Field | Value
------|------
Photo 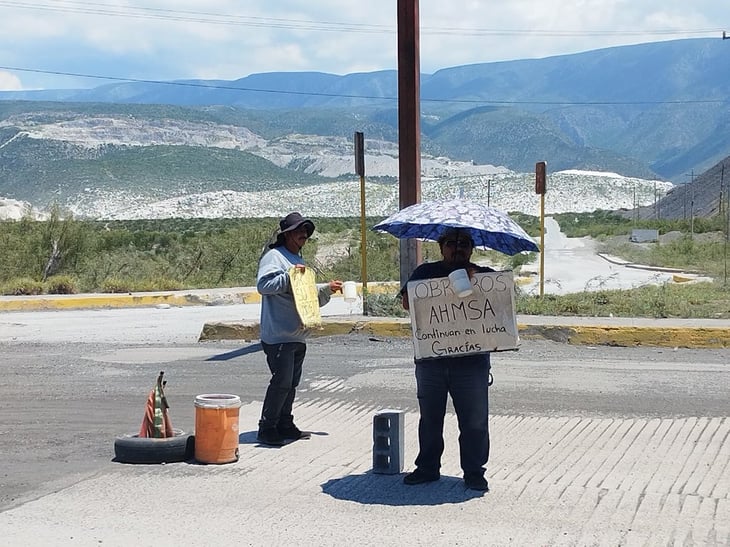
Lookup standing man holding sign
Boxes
[256,212,343,446]
[400,227,493,491]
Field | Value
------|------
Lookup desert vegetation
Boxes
[1,208,729,319]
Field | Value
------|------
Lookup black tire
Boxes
[114,428,194,464]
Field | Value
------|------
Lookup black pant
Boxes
[259,341,306,430]
[414,357,490,476]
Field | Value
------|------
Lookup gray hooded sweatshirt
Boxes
[256,246,332,344]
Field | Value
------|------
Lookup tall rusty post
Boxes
[397,0,422,286]
[535,161,547,298]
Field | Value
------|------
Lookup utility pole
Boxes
[725,162,729,286]
[688,170,695,238]
[720,164,725,217]
[683,171,696,237]
[487,178,492,207]
[633,182,638,225]
[535,161,547,298]
[397,0,421,285]
[354,131,368,313]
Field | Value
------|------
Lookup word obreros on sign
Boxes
[289,266,322,329]
[406,271,519,360]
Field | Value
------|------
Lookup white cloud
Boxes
[0,1,725,89]
[0,71,22,91]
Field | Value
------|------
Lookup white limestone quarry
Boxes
[67,170,673,220]
[12,117,268,150]
[0,197,46,221]
[2,115,674,220]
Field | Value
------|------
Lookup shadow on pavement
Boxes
[321,473,485,505]
[239,430,330,447]
[206,343,262,361]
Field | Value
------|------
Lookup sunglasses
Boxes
[444,240,472,249]
[290,226,310,237]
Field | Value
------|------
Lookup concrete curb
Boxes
[0,290,262,311]
[3,286,728,349]
[198,317,730,349]
[0,282,406,312]
[518,323,730,348]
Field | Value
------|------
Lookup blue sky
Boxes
[0,0,726,90]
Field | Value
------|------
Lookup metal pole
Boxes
[633,182,637,225]
[397,0,422,286]
[354,131,368,313]
[359,173,368,312]
[690,170,695,239]
[720,164,725,217]
[720,163,730,287]
[539,192,545,298]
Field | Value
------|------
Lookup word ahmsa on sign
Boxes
[406,271,519,360]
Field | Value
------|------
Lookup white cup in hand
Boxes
[448,268,473,298]
[343,281,358,302]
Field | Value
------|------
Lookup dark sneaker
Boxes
[257,428,286,446]
[277,424,306,440]
[464,473,489,491]
[403,469,440,485]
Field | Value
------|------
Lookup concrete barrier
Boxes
[199,318,730,349]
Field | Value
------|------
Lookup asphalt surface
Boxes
[0,295,729,546]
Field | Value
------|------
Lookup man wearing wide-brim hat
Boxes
[255,212,343,446]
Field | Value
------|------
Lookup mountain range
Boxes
[1,38,729,220]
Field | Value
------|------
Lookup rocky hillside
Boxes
[85,170,670,220]
[3,38,730,181]
[0,105,674,220]
[635,156,730,221]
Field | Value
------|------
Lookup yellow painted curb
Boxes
[199,322,261,341]
[240,292,262,304]
[199,318,413,342]
[0,293,195,311]
[519,325,730,349]
[200,320,729,348]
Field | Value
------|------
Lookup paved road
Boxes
[0,296,361,344]
[0,306,728,546]
[519,217,710,295]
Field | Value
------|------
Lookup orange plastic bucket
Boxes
[194,394,242,464]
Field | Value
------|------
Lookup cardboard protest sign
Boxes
[289,266,322,329]
[406,270,518,360]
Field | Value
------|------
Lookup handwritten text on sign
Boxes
[406,271,519,360]
[289,266,322,329]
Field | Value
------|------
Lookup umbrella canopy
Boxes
[372,199,539,256]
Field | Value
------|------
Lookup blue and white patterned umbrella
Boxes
[372,199,539,255]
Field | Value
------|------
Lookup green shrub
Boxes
[508,251,535,272]
[45,275,77,294]
[2,277,44,295]
[136,277,184,292]
[102,277,133,293]
[365,292,408,317]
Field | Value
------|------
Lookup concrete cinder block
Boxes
[372,409,404,474]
